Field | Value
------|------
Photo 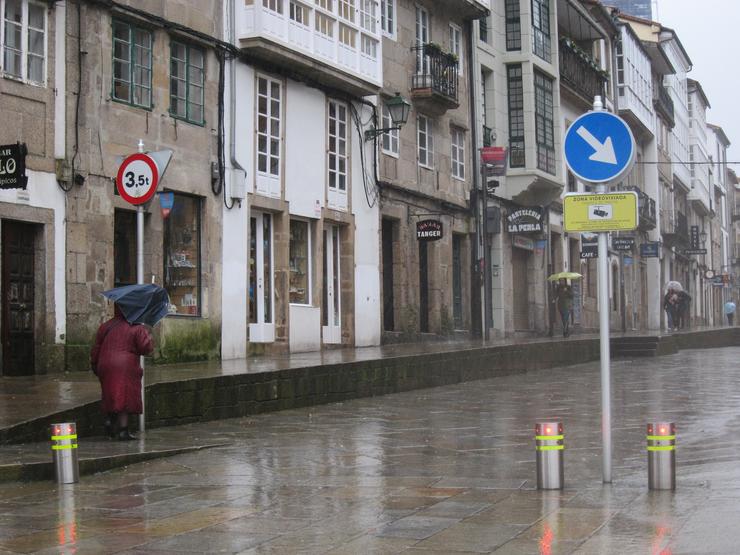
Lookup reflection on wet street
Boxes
[0,347,739,554]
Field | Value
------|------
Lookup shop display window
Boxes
[164,194,201,316]
[289,219,311,304]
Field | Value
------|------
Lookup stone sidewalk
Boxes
[0,347,738,553]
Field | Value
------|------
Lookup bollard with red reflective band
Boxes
[51,422,79,484]
[535,422,564,490]
[647,422,675,491]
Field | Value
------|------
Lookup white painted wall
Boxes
[221,61,254,360]
[289,304,321,351]
[0,171,66,342]
[351,101,381,347]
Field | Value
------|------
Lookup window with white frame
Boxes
[290,1,309,25]
[112,20,152,108]
[315,12,334,37]
[451,127,465,180]
[257,76,281,177]
[339,23,356,47]
[361,34,377,59]
[328,100,348,192]
[415,6,429,74]
[263,0,284,14]
[359,0,376,33]
[417,114,434,169]
[1,0,46,84]
[338,0,355,22]
[315,0,333,9]
[381,102,399,156]
[449,23,462,74]
[380,0,394,37]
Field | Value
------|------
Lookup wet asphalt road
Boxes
[1,347,739,554]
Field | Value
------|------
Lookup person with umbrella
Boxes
[549,272,580,337]
[663,282,681,332]
[90,284,169,440]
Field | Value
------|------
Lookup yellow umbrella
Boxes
[547,271,583,281]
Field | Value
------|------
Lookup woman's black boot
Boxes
[117,428,137,441]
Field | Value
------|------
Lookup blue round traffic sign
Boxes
[564,111,635,184]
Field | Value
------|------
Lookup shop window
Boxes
[1,0,46,84]
[170,41,205,125]
[112,19,152,108]
[289,219,311,305]
[113,210,136,287]
[163,194,201,316]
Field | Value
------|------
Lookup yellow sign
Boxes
[563,192,638,232]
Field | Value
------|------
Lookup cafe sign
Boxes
[0,143,28,190]
[507,207,543,234]
[416,219,443,241]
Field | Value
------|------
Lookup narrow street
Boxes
[1,347,738,554]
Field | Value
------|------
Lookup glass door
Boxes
[249,212,275,343]
[322,225,342,344]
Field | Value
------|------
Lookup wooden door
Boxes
[2,221,35,376]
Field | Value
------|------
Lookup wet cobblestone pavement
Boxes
[0,347,739,554]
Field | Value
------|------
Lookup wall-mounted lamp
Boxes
[365,93,411,141]
[699,230,708,245]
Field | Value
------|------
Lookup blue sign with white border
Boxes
[564,111,636,184]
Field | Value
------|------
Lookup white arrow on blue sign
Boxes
[564,111,636,184]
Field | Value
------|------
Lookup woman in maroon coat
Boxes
[90,304,153,440]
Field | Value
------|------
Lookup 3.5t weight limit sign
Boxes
[116,153,159,205]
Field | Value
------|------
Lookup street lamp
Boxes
[364,93,411,141]
[699,230,708,245]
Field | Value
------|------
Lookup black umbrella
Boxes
[102,284,170,326]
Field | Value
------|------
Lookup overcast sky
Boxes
[657,0,740,166]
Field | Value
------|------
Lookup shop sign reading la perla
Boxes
[507,207,543,234]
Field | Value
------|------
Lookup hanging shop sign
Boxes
[612,237,635,251]
[0,143,28,190]
[690,225,700,249]
[481,146,508,177]
[624,256,633,267]
[512,235,535,251]
[684,247,707,256]
[640,242,660,258]
[416,219,443,241]
[159,191,174,219]
[580,232,598,259]
[507,207,543,234]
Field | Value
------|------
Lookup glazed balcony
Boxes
[237,0,382,96]
[628,187,656,231]
[558,38,606,104]
[410,44,459,116]
[661,209,689,246]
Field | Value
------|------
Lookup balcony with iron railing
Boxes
[237,0,382,96]
[628,186,656,230]
[558,37,606,104]
[661,209,689,246]
[654,85,675,128]
[410,44,459,116]
[483,125,493,147]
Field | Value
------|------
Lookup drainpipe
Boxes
[229,0,247,187]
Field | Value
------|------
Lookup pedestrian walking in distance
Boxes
[676,290,691,330]
[725,299,736,326]
[663,288,678,331]
[90,304,153,440]
[553,278,574,337]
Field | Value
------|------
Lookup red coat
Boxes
[90,314,153,414]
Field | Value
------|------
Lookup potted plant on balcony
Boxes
[423,42,444,57]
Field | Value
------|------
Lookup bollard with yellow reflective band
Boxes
[51,422,79,484]
[535,421,564,490]
[647,422,675,491]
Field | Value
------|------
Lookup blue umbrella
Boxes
[102,284,170,326]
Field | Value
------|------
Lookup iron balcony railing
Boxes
[628,186,656,230]
[660,209,689,245]
[483,125,493,147]
[654,85,675,127]
[558,37,606,102]
[411,44,459,103]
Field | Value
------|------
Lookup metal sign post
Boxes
[136,139,146,433]
[563,97,637,483]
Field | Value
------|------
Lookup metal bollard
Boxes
[647,422,675,490]
[51,422,79,484]
[535,421,564,490]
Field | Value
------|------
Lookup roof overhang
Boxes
[506,173,564,207]
[558,0,607,41]
[642,41,675,75]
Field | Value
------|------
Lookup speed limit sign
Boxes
[116,153,159,205]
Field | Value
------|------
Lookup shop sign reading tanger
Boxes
[507,208,543,234]
[0,143,28,190]
[416,219,443,241]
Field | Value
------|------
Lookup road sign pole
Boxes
[137,139,146,434]
[591,97,612,483]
